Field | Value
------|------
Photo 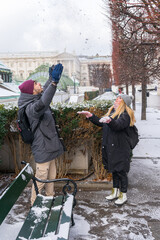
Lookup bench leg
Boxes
[71,213,75,226]
[71,197,77,226]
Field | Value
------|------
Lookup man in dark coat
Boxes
[18,63,65,205]
[78,94,135,205]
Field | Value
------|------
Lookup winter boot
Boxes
[105,188,120,201]
[114,192,127,205]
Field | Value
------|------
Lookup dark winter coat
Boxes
[18,78,64,163]
[89,110,131,173]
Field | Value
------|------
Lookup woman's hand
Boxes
[77,111,93,118]
[99,116,111,123]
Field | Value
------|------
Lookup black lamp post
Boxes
[72,73,76,94]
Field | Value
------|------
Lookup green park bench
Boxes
[0,162,77,240]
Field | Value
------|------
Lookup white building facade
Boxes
[0,51,112,87]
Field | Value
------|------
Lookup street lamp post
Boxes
[72,73,76,94]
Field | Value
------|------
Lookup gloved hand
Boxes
[50,63,63,83]
[49,65,54,78]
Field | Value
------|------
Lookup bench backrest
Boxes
[0,163,34,225]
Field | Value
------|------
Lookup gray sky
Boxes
[0,0,112,56]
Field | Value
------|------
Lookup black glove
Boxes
[50,63,63,83]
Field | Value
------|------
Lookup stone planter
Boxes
[65,141,92,175]
[0,139,92,175]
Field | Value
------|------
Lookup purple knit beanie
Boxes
[19,80,34,94]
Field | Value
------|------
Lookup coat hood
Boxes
[18,93,41,109]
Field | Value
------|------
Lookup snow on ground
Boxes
[133,104,160,158]
[94,91,116,101]
[69,158,160,239]
[0,87,19,97]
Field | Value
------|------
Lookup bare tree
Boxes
[118,0,160,39]
[104,0,160,119]
[88,64,112,94]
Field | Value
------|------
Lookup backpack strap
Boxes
[49,107,66,151]
[24,105,43,135]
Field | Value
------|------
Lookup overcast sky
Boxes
[0,0,112,56]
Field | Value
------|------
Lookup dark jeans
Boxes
[112,171,128,193]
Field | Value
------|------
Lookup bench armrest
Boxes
[32,176,77,197]
[21,161,77,198]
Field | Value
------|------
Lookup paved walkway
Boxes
[70,158,160,240]
[133,103,160,159]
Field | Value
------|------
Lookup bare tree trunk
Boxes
[132,83,136,110]
[141,80,147,120]
[126,83,129,94]
[99,87,103,95]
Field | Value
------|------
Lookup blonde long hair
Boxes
[105,100,136,126]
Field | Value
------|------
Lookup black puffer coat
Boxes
[89,110,131,173]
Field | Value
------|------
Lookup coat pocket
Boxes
[44,132,60,152]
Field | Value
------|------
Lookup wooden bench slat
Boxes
[16,195,53,240]
[30,196,54,239]
[57,194,74,240]
[0,164,33,225]
[45,195,64,236]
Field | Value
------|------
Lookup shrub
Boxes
[0,100,113,179]
[0,104,17,148]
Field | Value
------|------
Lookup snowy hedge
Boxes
[0,100,113,179]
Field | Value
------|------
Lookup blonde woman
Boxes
[78,94,135,205]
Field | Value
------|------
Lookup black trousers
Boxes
[112,171,128,193]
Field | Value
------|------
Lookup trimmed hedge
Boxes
[0,100,113,179]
